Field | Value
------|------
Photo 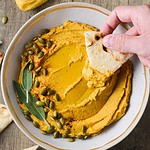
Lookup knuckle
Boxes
[112,34,127,52]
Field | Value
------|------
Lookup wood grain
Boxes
[0,0,150,149]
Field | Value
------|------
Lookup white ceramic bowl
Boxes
[1,2,149,150]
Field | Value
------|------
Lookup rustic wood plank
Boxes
[0,0,150,150]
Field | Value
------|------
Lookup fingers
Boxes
[125,26,139,36]
[138,55,150,68]
[101,6,136,35]
[102,34,142,54]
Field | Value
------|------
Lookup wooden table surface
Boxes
[0,0,150,150]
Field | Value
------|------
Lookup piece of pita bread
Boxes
[0,104,12,133]
[15,0,47,11]
[23,145,39,150]
[84,31,133,75]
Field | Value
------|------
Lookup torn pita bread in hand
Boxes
[84,31,133,75]
[0,104,12,133]
[23,145,39,150]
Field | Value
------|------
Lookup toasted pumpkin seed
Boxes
[67,138,74,142]
[53,131,61,138]
[35,101,45,107]
[45,99,50,106]
[24,115,32,121]
[46,40,52,48]
[34,80,40,88]
[29,63,34,71]
[41,68,47,75]
[25,42,33,49]
[40,88,47,96]
[28,50,34,55]
[38,37,45,44]
[40,130,47,135]
[40,29,49,35]
[33,121,40,128]
[50,116,55,121]
[83,135,88,139]
[65,128,70,134]
[60,117,65,125]
[38,51,44,58]
[62,133,68,138]
[55,94,61,101]
[57,122,63,129]
[53,110,57,118]
[44,108,49,113]
[57,113,62,119]
[22,109,30,116]
[76,135,83,139]
[82,125,86,133]
[47,89,56,96]
[46,125,54,134]
[2,16,8,24]
[49,101,55,109]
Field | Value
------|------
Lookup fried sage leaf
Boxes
[22,62,32,103]
[13,81,46,121]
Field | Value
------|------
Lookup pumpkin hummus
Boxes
[19,21,132,138]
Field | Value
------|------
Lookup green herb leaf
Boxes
[22,62,32,103]
[13,80,45,121]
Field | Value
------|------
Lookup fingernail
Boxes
[103,35,113,48]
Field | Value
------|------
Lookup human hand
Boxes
[101,5,150,68]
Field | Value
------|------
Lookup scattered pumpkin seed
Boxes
[67,138,74,142]
[22,109,30,116]
[55,94,61,101]
[53,110,58,118]
[34,80,40,88]
[82,125,86,133]
[46,125,54,134]
[83,135,88,139]
[28,50,34,55]
[29,63,34,71]
[24,115,32,121]
[44,108,49,113]
[33,43,40,54]
[41,68,47,75]
[50,116,55,121]
[40,29,49,35]
[2,16,8,24]
[65,128,70,134]
[35,101,45,107]
[38,51,44,58]
[76,135,83,139]
[57,122,63,129]
[25,42,33,49]
[47,89,56,96]
[49,101,55,109]
[38,37,45,44]
[40,130,48,135]
[60,117,65,125]
[57,113,62,119]
[62,133,68,138]
[40,88,47,96]
[53,131,61,138]
[33,121,40,128]
[46,40,52,48]
[45,99,50,106]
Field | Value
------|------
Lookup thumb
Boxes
[103,34,141,54]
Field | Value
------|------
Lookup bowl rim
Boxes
[1,2,150,150]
